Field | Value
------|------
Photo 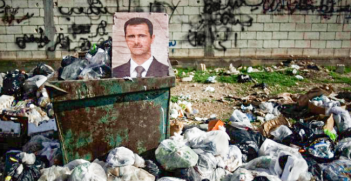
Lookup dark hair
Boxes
[124,17,153,37]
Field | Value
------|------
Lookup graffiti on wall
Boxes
[15,28,51,49]
[0,1,34,25]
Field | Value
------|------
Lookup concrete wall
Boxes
[0,0,350,60]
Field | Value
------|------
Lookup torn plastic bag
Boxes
[61,56,80,67]
[22,135,52,153]
[223,145,242,172]
[327,106,351,133]
[106,165,155,181]
[106,147,135,167]
[306,135,335,162]
[319,157,351,181]
[31,63,55,79]
[133,153,145,168]
[23,75,47,98]
[60,59,89,80]
[168,167,201,181]
[155,139,198,171]
[38,166,71,181]
[223,168,281,181]
[0,95,15,111]
[38,141,61,166]
[196,153,229,181]
[336,137,351,159]
[183,127,206,143]
[157,177,186,181]
[79,49,109,80]
[6,152,45,181]
[69,162,107,181]
[26,105,50,126]
[64,159,89,171]
[259,139,300,157]
[270,125,292,142]
[225,124,266,162]
[260,115,291,138]
[229,109,253,129]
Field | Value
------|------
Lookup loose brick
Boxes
[263,40,279,48]
[320,32,335,40]
[312,24,327,31]
[257,32,272,39]
[334,49,350,57]
[188,49,204,56]
[6,26,22,34]
[30,17,44,25]
[272,48,288,56]
[224,49,240,56]
[257,15,272,23]
[0,35,14,43]
[304,32,319,40]
[295,40,311,48]
[273,32,288,39]
[280,23,296,31]
[264,23,280,31]
[240,32,256,39]
[273,15,289,23]
[328,24,343,31]
[240,49,256,56]
[248,40,263,48]
[184,7,199,15]
[17,51,33,59]
[289,15,304,23]
[247,23,264,31]
[279,40,295,47]
[311,40,326,48]
[288,32,303,39]
[303,49,318,56]
[326,41,342,48]
[288,49,303,56]
[296,23,311,31]
[336,32,351,40]
[256,49,272,56]
[342,40,351,48]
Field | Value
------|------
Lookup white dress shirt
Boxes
[130,56,153,78]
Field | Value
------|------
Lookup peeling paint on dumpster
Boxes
[49,77,175,164]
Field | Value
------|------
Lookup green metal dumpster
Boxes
[48,76,175,164]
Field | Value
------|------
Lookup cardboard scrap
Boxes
[260,114,292,137]
[323,114,334,132]
[297,85,334,107]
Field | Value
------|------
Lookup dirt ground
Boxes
[171,66,351,121]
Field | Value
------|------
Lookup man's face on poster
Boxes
[125,23,155,58]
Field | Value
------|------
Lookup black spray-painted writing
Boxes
[89,20,108,38]
[1,4,34,25]
[16,28,51,49]
[58,0,113,16]
[70,23,92,38]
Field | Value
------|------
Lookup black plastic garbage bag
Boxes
[144,160,161,179]
[31,63,54,78]
[303,135,336,163]
[61,56,80,68]
[284,121,325,146]
[225,124,266,162]
[6,153,45,181]
[2,70,27,98]
[237,74,252,83]
[173,167,202,181]
[59,59,89,80]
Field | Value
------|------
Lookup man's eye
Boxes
[127,35,135,38]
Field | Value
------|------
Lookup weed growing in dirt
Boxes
[171,96,180,103]
[328,72,351,85]
[249,71,302,87]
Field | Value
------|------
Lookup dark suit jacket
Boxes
[112,57,169,78]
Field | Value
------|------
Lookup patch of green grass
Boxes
[171,96,180,103]
[325,66,351,74]
[329,72,351,85]
[176,67,195,78]
[249,71,302,87]
[341,87,351,92]
[201,98,209,102]
[217,75,238,83]
[193,71,217,83]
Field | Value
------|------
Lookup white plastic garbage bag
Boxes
[106,147,135,167]
[270,125,293,142]
[64,159,89,171]
[259,139,300,157]
[157,177,186,181]
[336,137,351,159]
[196,153,229,181]
[69,162,107,181]
[188,130,230,157]
[327,107,351,132]
[222,145,242,172]
[229,109,253,129]
[155,139,198,171]
[223,168,281,181]
[133,153,145,168]
[107,165,155,181]
[38,166,71,181]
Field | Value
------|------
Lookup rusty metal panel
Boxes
[49,77,175,164]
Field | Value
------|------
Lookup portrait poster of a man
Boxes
[112,13,170,78]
